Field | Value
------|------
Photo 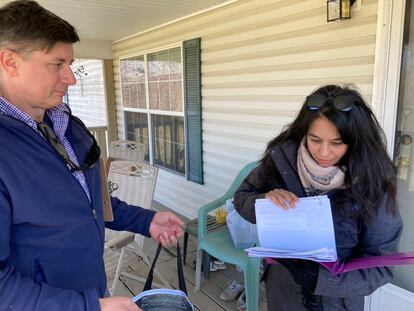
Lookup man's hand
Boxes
[149,211,184,247]
[99,296,141,311]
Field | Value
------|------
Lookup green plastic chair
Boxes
[194,161,261,311]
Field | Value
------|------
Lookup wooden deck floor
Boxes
[104,230,267,311]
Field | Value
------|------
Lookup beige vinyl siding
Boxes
[112,0,379,218]
[68,59,108,128]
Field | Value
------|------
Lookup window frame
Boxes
[119,43,187,177]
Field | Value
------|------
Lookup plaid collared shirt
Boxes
[0,97,91,202]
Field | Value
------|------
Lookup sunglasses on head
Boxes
[37,115,100,171]
[305,93,355,112]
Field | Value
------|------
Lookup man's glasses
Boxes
[305,93,355,112]
[37,115,100,171]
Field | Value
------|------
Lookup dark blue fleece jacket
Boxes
[0,114,155,310]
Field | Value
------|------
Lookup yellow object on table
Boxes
[215,207,227,224]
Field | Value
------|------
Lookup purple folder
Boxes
[265,252,414,276]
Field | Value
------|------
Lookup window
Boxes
[120,56,146,109]
[120,39,202,183]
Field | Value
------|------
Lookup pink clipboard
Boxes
[265,252,414,276]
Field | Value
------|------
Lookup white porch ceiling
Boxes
[0,0,231,42]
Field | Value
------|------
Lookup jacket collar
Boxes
[269,139,307,197]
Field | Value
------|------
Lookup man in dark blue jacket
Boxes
[0,1,184,310]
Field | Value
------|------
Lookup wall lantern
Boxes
[327,0,357,22]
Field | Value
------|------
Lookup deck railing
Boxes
[88,126,109,161]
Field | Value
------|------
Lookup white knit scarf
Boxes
[297,138,346,196]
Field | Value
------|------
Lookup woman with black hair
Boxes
[234,85,403,311]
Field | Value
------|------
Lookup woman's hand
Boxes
[265,188,299,210]
[99,296,142,311]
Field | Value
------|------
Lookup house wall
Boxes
[112,0,379,218]
[68,59,108,128]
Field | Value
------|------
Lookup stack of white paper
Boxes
[246,195,337,262]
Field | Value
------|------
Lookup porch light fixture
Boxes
[327,0,356,22]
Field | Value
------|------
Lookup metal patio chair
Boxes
[105,140,146,175]
[105,160,168,294]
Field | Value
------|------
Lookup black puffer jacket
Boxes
[234,140,403,311]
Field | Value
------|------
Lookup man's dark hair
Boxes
[0,0,79,53]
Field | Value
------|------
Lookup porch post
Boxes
[103,59,118,144]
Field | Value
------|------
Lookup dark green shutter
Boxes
[183,38,203,184]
